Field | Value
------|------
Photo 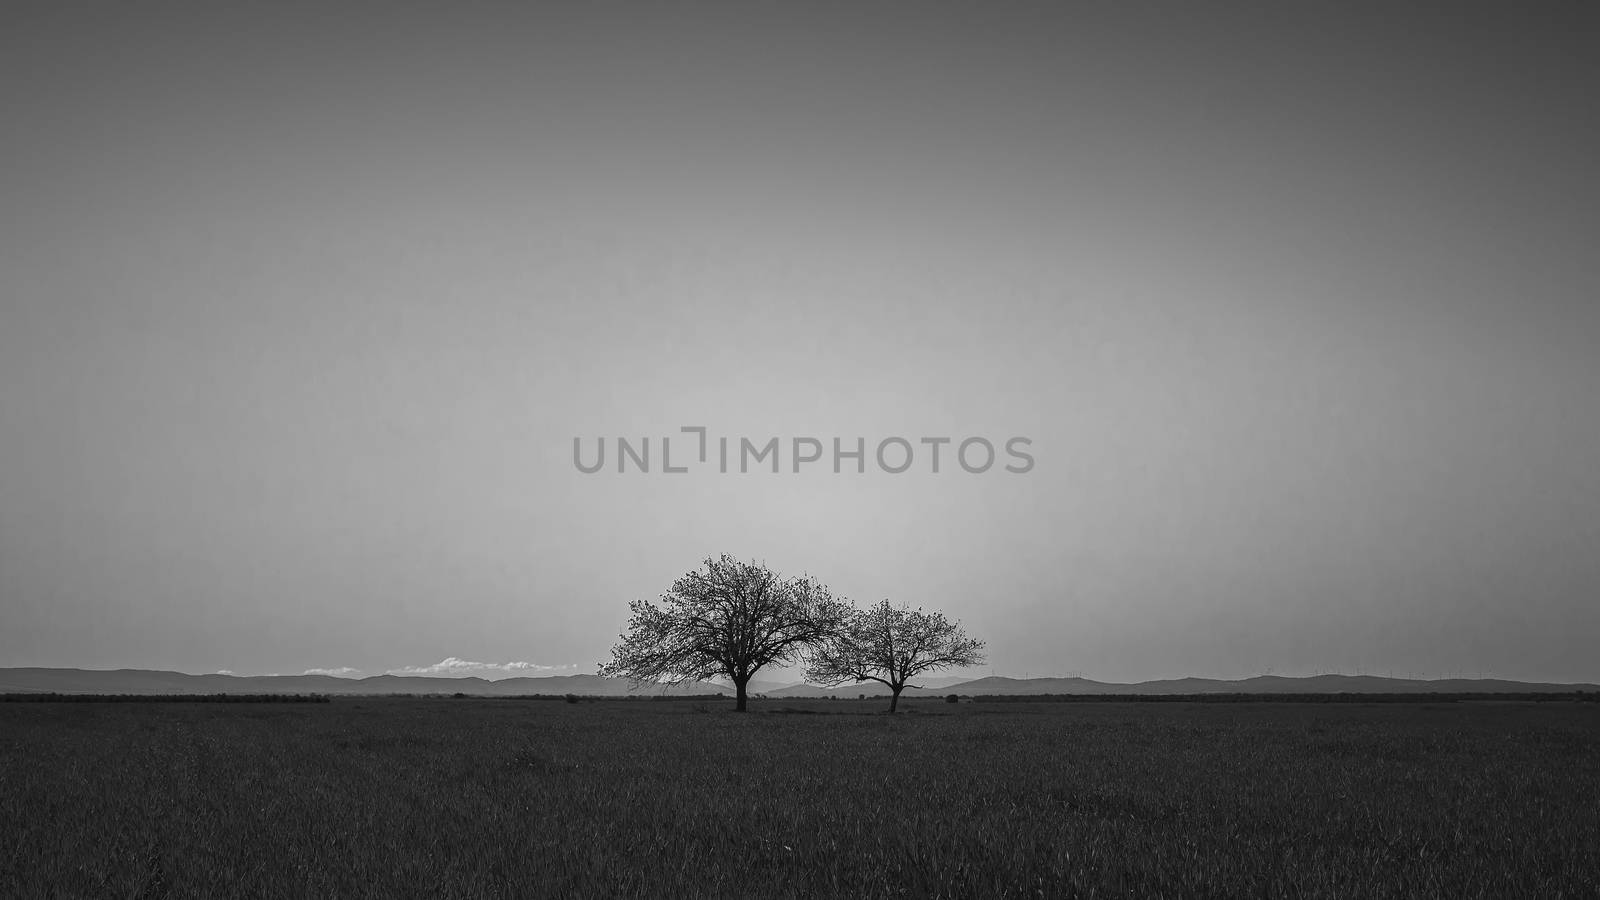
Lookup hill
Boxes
[3,668,1593,697]
[945,674,1598,695]
[768,675,976,698]
[0,668,730,697]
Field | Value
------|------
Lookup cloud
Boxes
[302,667,364,678]
[384,658,583,679]
[215,670,236,676]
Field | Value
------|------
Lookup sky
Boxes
[2,2,1597,684]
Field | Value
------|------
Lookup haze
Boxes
[2,3,1596,684]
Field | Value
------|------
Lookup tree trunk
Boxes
[888,685,902,714]
[734,676,749,712]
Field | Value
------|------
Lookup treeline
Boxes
[1,693,332,703]
[967,692,1599,703]
[443,693,733,701]
[0,692,743,703]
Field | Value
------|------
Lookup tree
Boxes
[597,555,849,712]
[806,599,985,713]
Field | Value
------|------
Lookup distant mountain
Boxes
[937,676,1108,696]
[768,683,889,698]
[944,674,1599,695]
[0,668,732,697]
[2,668,1593,697]
[707,678,792,695]
[768,675,975,698]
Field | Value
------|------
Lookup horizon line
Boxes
[4,665,1596,687]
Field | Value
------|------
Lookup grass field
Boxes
[2,697,1597,898]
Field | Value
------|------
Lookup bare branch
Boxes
[804,598,986,712]
[598,555,852,711]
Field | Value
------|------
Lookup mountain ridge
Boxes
[2,667,1594,696]
[0,668,728,696]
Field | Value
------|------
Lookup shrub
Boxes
[946,694,960,704]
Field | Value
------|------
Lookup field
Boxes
[3,698,1597,898]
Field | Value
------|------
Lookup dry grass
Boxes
[2,698,1597,898]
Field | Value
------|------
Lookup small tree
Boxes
[807,599,985,713]
[598,555,849,712]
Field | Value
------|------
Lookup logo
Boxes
[574,426,1034,474]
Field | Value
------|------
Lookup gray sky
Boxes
[2,2,1597,683]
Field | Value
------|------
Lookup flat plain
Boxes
[2,697,1597,898]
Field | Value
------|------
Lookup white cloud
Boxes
[384,657,583,679]
[215,670,236,676]
[303,667,364,678]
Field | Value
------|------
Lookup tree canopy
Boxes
[806,599,985,712]
[597,555,850,711]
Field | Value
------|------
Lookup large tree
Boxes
[806,599,985,713]
[598,555,850,711]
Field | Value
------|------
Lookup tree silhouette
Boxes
[598,555,849,712]
[807,599,985,713]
